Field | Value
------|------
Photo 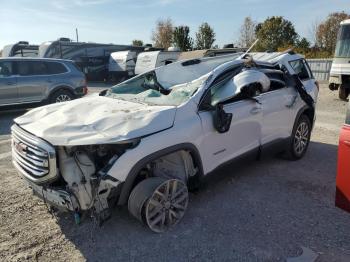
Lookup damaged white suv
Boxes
[12,52,318,232]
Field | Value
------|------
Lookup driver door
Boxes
[198,78,262,174]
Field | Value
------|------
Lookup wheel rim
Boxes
[294,121,309,155]
[56,94,71,103]
[145,179,188,233]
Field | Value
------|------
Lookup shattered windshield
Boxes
[106,55,237,106]
[106,73,209,106]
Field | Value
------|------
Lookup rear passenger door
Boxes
[259,78,297,145]
[0,61,18,105]
[16,61,50,103]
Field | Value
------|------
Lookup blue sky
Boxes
[0,0,349,49]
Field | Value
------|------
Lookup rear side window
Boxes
[0,61,13,77]
[45,62,67,74]
[289,59,311,80]
[17,61,48,76]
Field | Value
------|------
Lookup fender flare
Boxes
[117,143,204,205]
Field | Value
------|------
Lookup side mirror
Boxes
[213,103,232,133]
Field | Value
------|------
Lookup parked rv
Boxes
[108,51,137,82]
[39,38,144,81]
[135,50,180,75]
[329,19,350,100]
[2,41,39,57]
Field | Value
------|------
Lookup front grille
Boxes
[11,125,58,184]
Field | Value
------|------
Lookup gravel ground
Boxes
[0,84,349,262]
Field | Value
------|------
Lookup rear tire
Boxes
[128,177,189,233]
[50,89,75,104]
[285,114,311,160]
[339,85,349,101]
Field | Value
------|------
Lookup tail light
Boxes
[82,77,88,95]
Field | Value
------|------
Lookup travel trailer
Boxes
[108,51,137,82]
[329,19,350,100]
[135,50,180,75]
[2,41,38,57]
[39,38,144,81]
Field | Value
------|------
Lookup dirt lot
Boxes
[0,84,350,262]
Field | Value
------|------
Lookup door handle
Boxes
[250,107,261,114]
[343,140,350,147]
[7,82,15,85]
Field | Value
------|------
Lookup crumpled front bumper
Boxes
[25,179,75,211]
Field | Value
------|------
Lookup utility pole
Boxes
[76,28,79,42]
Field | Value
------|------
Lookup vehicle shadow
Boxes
[54,141,348,261]
[0,109,28,135]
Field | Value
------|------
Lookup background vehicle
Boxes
[329,19,350,100]
[2,41,39,57]
[135,50,180,75]
[336,102,350,212]
[108,51,137,82]
[39,38,144,81]
[11,52,318,232]
[0,57,87,106]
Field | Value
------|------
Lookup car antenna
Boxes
[238,38,259,59]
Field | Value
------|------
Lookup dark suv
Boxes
[0,57,87,106]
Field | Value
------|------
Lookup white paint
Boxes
[14,96,177,146]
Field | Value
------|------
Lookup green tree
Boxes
[132,39,143,46]
[195,22,216,49]
[173,26,193,51]
[255,16,299,51]
[151,18,174,49]
[296,37,311,50]
[316,11,350,53]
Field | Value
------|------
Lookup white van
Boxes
[108,51,137,82]
[135,51,180,75]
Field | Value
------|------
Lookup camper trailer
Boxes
[108,51,137,82]
[329,19,350,100]
[2,41,38,57]
[39,38,144,81]
[135,50,180,75]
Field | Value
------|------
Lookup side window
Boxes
[0,61,13,77]
[269,79,286,91]
[46,62,67,74]
[289,59,310,80]
[17,61,48,76]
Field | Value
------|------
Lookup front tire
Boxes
[50,89,75,104]
[128,177,189,233]
[286,115,311,160]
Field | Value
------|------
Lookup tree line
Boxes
[132,19,216,51]
[132,11,350,58]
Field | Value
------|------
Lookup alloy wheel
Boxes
[55,94,71,103]
[145,179,188,233]
[294,121,309,155]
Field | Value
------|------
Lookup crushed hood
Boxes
[14,96,177,146]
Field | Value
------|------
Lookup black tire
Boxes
[339,85,349,101]
[128,177,189,233]
[50,89,75,104]
[285,114,312,160]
